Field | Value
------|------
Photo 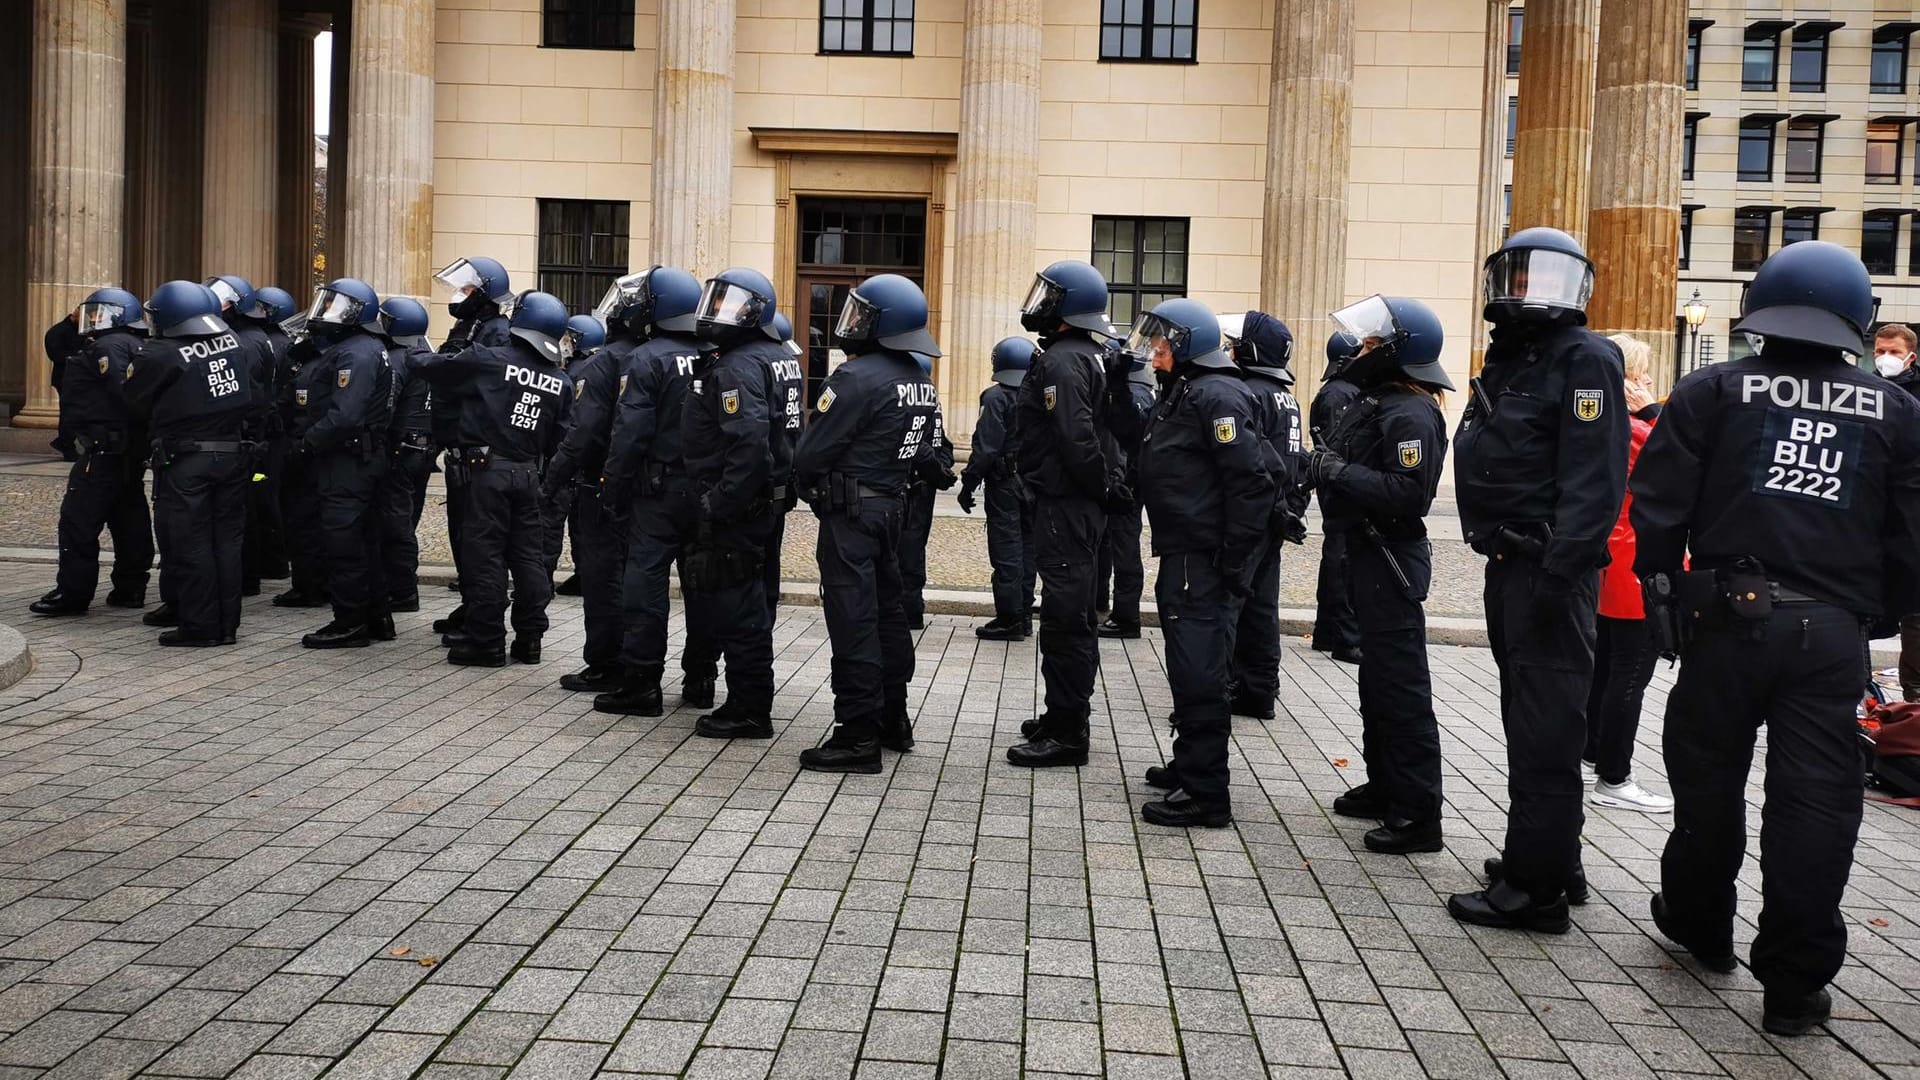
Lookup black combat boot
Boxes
[1144,764,1176,789]
[369,611,397,642]
[681,674,716,709]
[879,696,914,753]
[271,589,325,608]
[157,629,225,647]
[1007,711,1089,768]
[1141,789,1232,828]
[695,700,772,739]
[554,573,581,596]
[1762,988,1831,1036]
[1484,857,1590,905]
[1228,690,1275,720]
[1649,893,1736,973]
[303,618,371,649]
[1363,818,1443,854]
[594,673,664,716]
[1332,783,1387,820]
[1096,617,1140,639]
[1446,880,1572,934]
[975,616,1028,641]
[103,589,145,608]
[29,591,86,616]
[143,603,179,626]
[448,642,506,667]
[431,605,466,633]
[560,665,623,693]
[510,637,541,664]
[800,717,883,773]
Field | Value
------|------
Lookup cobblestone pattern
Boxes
[0,561,1910,1078]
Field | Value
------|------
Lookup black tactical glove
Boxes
[1282,513,1309,546]
[934,467,958,491]
[957,477,978,514]
[1104,481,1135,513]
[1306,447,1347,490]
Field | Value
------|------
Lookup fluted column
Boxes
[201,0,278,283]
[340,0,434,297]
[1261,0,1353,400]
[1468,0,1510,376]
[651,0,735,276]
[276,21,318,294]
[21,0,127,429]
[1510,0,1598,241]
[945,0,1042,446]
[0,19,32,407]
[1588,0,1684,391]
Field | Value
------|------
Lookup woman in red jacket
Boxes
[1584,336,1674,813]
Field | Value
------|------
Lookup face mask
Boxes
[450,292,491,320]
[1876,354,1908,378]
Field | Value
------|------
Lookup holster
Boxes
[1473,521,1551,562]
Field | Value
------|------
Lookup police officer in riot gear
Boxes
[764,311,807,624]
[206,275,283,595]
[1312,333,1364,663]
[295,278,394,649]
[274,314,334,611]
[1634,242,1920,1034]
[376,297,435,613]
[592,267,709,716]
[1130,299,1276,826]
[1223,311,1307,719]
[431,256,514,635]
[1095,353,1155,640]
[898,352,956,629]
[124,281,255,646]
[1006,260,1120,768]
[247,286,298,586]
[960,337,1037,640]
[1449,227,1630,932]
[544,314,631,692]
[415,291,570,666]
[34,288,153,615]
[541,315,606,585]
[794,274,944,772]
[679,268,786,737]
[1306,296,1451,853]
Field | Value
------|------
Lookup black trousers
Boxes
[1098,500,1145,623]
[445,452,469,590]
[1157,551,1245,807]
[817,498,912,732]
[1035,493,1104,731]
[899,483,935,624]
[569,488,624,668]
[461,464,550,650]
[153,451,246,640]
[1661,603,1865,998]
[242,437,287,583]
[1313,524,1361,652]
[1230,534,1284,702]
[378,447,435,604]
[55,449,152,605]
[1586,615,1658,785]
[1485,556,1599,897]
[282,451,329,599]
[541,484,574,580]
[684,513,775,715]
[618,491,717,682]
[984,476,1035,621]
[314,449,386,622]
[1350,534,1442,824]
[763,508,788,625]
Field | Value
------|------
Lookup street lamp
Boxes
[1683,289,1709,370]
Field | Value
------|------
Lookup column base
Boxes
[12,406,59,430]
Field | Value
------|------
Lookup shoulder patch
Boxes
[1213,416,1237,444]
[617,373,629,397]
[295,388,308,406]
[721,388,740,415]
[1398,439,1422,468]
[98,356,109,376]
[817,387,836,413]
[1043,385,1058,411]
[337,368,352,389]
[1573,388,1602,422]
[573,379,586,400]
[123,361,133,380]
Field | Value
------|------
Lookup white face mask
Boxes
[1876,354,1910,378]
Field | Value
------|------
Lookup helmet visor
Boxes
[1330,295,1399,348]
[1123,311,1186,365]
[1484,249,1594,312]
[434,258,486,298]
[559,328,584,361]
[306,287,367,327]
[280,312,310,340]
[1020,275,1064,319]
[834,291,881,344]
[205,278,245,310]
[697,281,762,329]
[75,301,130,335]
[594,271,650,322]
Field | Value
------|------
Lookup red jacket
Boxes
[1600,413,1655,619]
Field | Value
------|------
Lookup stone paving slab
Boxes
[0,559,1911,1077]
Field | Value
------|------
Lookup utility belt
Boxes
[74,432,127,456]
[394,431,433,452]
[641,462,690,496]
[152,437,248,467]
[1473,521,1552,562]
[804,474,901,514]
[460,446,536,469]
[1647,557,1833,659]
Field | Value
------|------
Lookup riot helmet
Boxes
[204,275,255,315]
[989,336,1035,387]
[246,286,297,323]
[435,256,511,319]
[376,296,430,348]
[1125,297,1230,372]
[695,268,781,346]
[1020,260,1111,335]
[1733,240,1878,358]
[1223,310,1295,386]
[562,314,607,360]
[1328,294,1454,391]
[1325,330,1357,378]
[508,290,569,361]
[76,288,147,335]
[593,265,703,338]
[305,278,380,332]
[1482,227,1595,326]
[772,312,803,357]
[835,273,941,357]
[144,280,230,339]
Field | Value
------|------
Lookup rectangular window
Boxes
[1781,211,1819,246]
[1784,121,1823,182]
[536,199,630,316]
[1789,35,1827,92]
[799,199,927,270]
[542,0,635,50]
[1733,210,1770,271]
[1502,185,1512,240]
[1506,8,1523,76]
[820,0,915,56]
[1867,122,1904,184]
[1737,122,1774,182]
[1687,23,1705,90]
[1099,0,1196,63]
[1872,38,1909,94]
[1743,37,1778,90]
[1864,215,1899,275]
[1506,96,1517,156]
[1683,115,1700,181]
[1091,216,1188,329]
[1679,207,1695,270]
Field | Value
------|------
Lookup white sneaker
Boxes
[1581,759,1596,781]
[1591,777,1674,814]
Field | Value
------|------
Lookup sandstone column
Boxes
[276,20,319,294]
[1261,0,1354,400]
[21,0,128,429]
[1587,0,1684,391]
[652,0,735,276]
[1467,0,1511,375]
[945,0,1042,445]
[339,0,434,297]
[0,19,32,406]
[1509,0,1598,241]
[201,0,278,283]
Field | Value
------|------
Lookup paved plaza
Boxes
[0,558,1913,1079]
